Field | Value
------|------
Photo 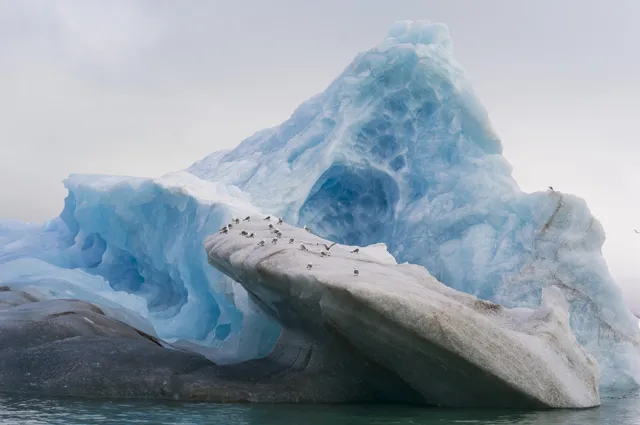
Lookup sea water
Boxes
[0,393,638,425]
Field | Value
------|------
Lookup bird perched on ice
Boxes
[320,251,329,257]
[234,218,240,224]
[240,230,248,236]
[548,186,554,191]
[277,217,283,224]
[268,224,274,229]
[300,244,308,251]
[219,225,228,232]
[258,240,265,246]
[264,215,271,221]
[307,262,313,269]
[323,242,337,251]
[303,225,310,232]
[243,216,251,222]
[634,229,639,234]
[228,223,233,229]
[353,268,359,276]
[271,238,278,244]
[350,248,359,254]
[248,232,255,238]
[289,238,295,244]
[220,228,228,234]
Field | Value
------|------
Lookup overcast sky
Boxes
[1,0,639,292]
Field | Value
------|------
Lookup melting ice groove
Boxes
[0,20,638,392]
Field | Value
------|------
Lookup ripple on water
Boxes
[0,394,638,425]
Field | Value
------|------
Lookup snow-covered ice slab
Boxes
[205,217,600,408]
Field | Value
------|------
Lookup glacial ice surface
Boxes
[0,20,638,391]
[204,218,600,408]
[189,20,640,390]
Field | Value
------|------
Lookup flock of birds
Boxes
[218,215,361,276]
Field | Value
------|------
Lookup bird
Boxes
[323,242,337,251]
[354,268,359,276]
[243,216,251,222]
[350,248,359,254]
[240,230,248,236]
[307,262,313,269]
[221,228,228,234]
[268,224,274,229]
[635,230,639,234]
[248,232,255,238]
[320,251,329,257]
[219,225,228,232]
[228,223,233,229]
[300,244,308,251]
[232,216,237,222]
[235,218,240,224]
[258,240,265,246]
[289,238,295,244]
[548,186,554,191]
[264,215,271,221]
[271,238,278,244]
[277,217,284,224]
[303,225,310,232]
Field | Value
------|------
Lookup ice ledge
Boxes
[204,217,600,408]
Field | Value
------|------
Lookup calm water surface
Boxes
[0,394,638,425]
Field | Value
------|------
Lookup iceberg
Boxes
[188,21,640,389]
[204,218,600,408]
[0,19,637,395]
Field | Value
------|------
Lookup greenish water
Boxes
[0,394,638,424]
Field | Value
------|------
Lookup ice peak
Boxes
[384,20,452,49]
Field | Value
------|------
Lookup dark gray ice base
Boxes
[0,286,421,403]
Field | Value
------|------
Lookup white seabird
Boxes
[548,186,554,191]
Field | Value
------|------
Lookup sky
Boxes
[1,1,639,295]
